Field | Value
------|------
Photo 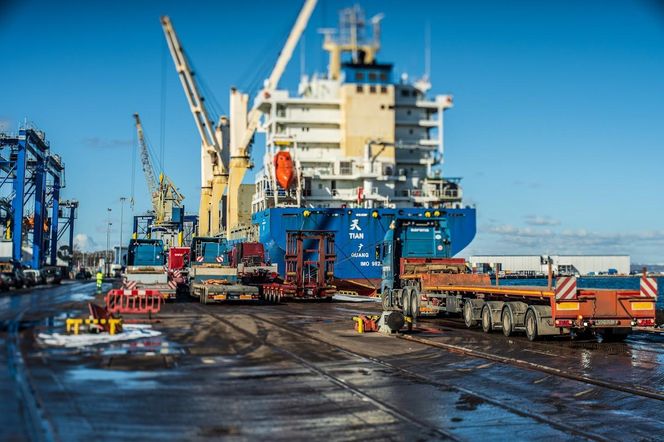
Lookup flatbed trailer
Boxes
[396,272,658,341]
[124,266,177,300]
[189,264,260,304]
[377,215,658,341]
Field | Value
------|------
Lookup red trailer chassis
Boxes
[262,231,336,302]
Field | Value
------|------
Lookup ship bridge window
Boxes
[369,86,376,94]
[380,73,387,82]
[380,86,387,94]
[401,89,409,97]
[355,72,364,81]
[356,85,363,93]
[369,72,377,81]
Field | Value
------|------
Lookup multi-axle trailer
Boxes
[379,215,658,340]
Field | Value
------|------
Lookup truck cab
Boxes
[378,216,452,294]
[127,239,165,266]
[190,237,230,265]
[123,239,176,299]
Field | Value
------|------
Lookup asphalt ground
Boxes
[2,281,664,441]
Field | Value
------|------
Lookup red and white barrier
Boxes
[105,289,162,314]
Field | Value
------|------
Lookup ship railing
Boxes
[400,189,461,200]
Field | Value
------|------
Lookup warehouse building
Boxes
[469,255,630,276]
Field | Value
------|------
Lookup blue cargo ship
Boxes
[253,207,476,290]
[242,5,476,290]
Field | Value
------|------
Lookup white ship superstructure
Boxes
[252,5,463,213]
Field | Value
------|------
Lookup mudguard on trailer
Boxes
[464,298,485,322]
[527,305,557,336]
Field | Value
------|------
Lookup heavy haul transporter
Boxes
[379,214,658,341]
[261,231,336,302]
[124,239,177,300]
[189,237,262,304]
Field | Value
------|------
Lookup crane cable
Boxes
[160,40,168,175]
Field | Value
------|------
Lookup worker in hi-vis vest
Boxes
[96,270,103,291]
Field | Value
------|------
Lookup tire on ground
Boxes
[481,304,493,333]
[463,300,478,328]
[410,288,420,320]
[402,288,412,317]
[501,306,514,337]
[525,308,539,341]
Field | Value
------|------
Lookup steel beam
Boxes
[32,158,46,268]
[49,177,60,265]
[11,132,26,263]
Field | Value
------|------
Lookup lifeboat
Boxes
[273,151,294,189]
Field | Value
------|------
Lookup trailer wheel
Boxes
[463,301,478,328]
[410,288,420,321]
[501,307,514,337]
[382,289,392,310]
[525,309,538,341]
[481,305,493,333]
[402,288,412,317]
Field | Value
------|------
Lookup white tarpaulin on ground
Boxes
[333,294,381,302]
[38,324,161,348]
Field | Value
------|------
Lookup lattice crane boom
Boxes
[133,113,159,209]
[133,113,184,224]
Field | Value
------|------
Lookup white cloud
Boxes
[74,233,98,252]
[478,223,664,260]
[0,118,11,132]
[524,215,561,226]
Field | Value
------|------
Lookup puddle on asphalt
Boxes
[68,292,95,302]
[67,366,164,390]
[455,393,486,411]
[101,338,184,356]
[199,355,247,365]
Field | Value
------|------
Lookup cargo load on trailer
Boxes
[261,231,336,302]
[189,237,260,304]
[123,239,177,300]
[167,246,190,293]
[378,214,657,341]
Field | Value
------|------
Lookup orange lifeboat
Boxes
[273,151,294,189]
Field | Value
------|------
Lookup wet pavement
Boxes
[2,283,664,441]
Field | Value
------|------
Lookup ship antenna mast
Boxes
[425,20,431,81]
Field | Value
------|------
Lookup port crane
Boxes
[161,16,228,237]
[133,113,184,228]
[226,0,317,237]
[162,0,316,238]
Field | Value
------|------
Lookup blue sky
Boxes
[1,0,663,262]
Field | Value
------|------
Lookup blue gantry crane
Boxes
[0,124,73,269]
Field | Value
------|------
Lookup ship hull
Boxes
[253,207,476,289]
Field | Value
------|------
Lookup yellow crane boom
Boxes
[161,16,228,236]
[226,0,318,237]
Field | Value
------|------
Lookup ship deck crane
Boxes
[133,113,184,226]
[226,0,317,237]
[161,16,228,237]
